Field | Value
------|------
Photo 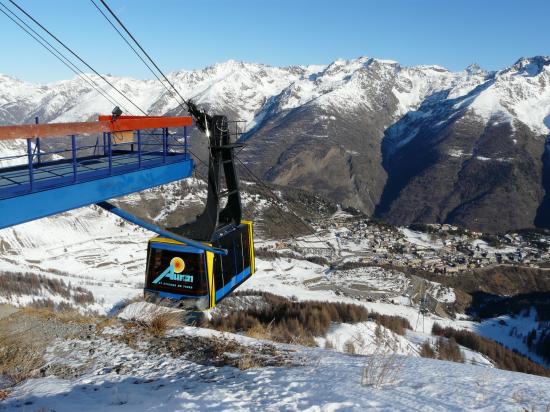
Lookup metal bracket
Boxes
[96,201,228,255]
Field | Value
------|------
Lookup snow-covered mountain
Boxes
[1,56,550,231]
[1,56,547,137]
[0,60,314,125]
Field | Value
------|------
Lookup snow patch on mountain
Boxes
[0,205,151,312]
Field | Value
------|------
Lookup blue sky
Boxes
[1,0,549,83]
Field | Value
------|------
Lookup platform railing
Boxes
[0,125,190,197]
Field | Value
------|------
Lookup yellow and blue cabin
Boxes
[144,221,255,310]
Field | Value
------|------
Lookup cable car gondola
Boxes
[144,220,255,310]
[144,104,255,309]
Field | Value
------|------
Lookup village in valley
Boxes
[270,210,550,275]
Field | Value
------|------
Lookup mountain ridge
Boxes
[1,55,549,232]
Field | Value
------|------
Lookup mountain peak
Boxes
[0,73,24,84]
[509,56,550,76]
[465,63,486,76]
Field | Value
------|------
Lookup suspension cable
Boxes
[8,0,148,115]
[0,2,130,113]
[88,0,177,106]
[97,0,190,109]
[93,0,318,246]
[189,146,299,242]
[234,156,325,241]
[234,161,318,252]
[92,0,223,175]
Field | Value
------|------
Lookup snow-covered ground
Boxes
[244,257,470,334]
[0,206,150,312]
[474,308,549,366]
[399,228,444,250]
[2,326,549,412]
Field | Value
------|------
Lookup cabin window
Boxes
[213,224,252,292]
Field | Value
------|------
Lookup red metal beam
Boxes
[0,115,193,141]
[98,115,193,132]
[0,121,110,141]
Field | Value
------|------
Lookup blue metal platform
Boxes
[0,128,193,229]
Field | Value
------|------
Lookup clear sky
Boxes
[1,0,549,83]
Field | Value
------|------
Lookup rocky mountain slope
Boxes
[1,56,549,231]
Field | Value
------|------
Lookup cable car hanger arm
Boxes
[96,201,228,255]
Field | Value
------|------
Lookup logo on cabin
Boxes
[171,257,185,273]
[152,257,193,285]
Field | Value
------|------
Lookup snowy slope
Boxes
[0,61,311,126]
[0,181,545,369]
[0,186,549,409]
[2,327,549,412]
[0,196,525,358]
[0,205,151,312]
[383,56,550,155]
